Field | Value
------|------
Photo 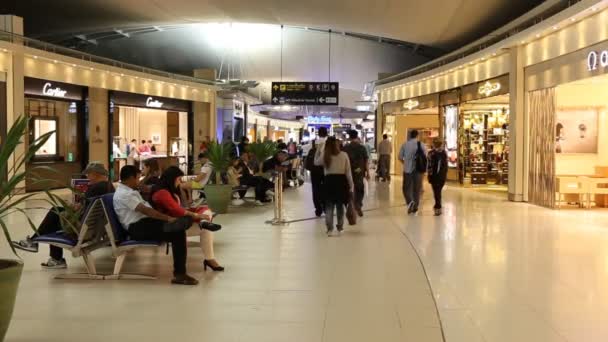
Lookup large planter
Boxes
[0,260,23,341]
[205,184,233,214]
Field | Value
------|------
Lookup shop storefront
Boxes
[526,38,608,209]
[24,77,87,191]
[456,75,510,188]
[109,91,192,180]
[383,94,440,175]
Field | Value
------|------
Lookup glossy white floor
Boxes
[2,179,608,342]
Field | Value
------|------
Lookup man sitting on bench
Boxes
[114,165,198,285]
[12,162,114,269]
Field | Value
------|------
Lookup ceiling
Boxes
[3,0,545,50]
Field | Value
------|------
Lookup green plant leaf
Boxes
[0,220,18,257]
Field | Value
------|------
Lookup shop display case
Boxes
[459,108,509,186]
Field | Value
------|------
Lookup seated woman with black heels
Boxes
[151,166,224,271]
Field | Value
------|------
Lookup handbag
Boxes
[346,200,357,226]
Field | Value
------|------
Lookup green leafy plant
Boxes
[206,141,233,184]
[247,141,278,175]
[0,116,55,256]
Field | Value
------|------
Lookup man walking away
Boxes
[306,127,328,217]
[343,130,369,217]
[398,130,427,215]
[377,134,392,182]
[427,138,448,216]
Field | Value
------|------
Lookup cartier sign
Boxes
[42,83,67,98]
[146,97,164,108]
[24,77,84,101]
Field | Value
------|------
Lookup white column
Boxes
[508,46,526,202]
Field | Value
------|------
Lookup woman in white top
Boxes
[315,136,354,236]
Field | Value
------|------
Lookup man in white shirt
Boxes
[113,165,198,285]
[398,130,427,214]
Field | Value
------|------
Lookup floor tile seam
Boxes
[388,214,447,342]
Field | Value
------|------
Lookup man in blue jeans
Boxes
[399,130,427,214]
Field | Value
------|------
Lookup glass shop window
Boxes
[26,99,80,162]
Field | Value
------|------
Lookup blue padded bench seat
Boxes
[119,240,161,247]
[33,232,77,247]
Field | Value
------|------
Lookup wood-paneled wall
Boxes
[527,88,556,208]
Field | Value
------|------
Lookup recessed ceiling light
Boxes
[521,40,526,44]
[53,60,57,63]
[72,64,76,67]
[1,49,6,52]
[570,18,576,22]
[33,55,38,59]
[492,52,497,56]
[553,26,558,30]
[592,7,598,11]
[90,67,94,71]
[536,34,541,38]
[120,73,124,76]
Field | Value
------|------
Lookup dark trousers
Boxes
[325,199,345,230]
[403,172,423,209]
[128,217,190,275]
[378,155,391,180]
[241,176,274,201]
[353,174,365,210]
[431,182,445,209]
[310,171,325,213]
[35,207,65,260]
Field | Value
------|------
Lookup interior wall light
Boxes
[33,55,38,59]
[53,60,57,63]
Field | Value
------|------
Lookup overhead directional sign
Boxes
[271,82,339,106]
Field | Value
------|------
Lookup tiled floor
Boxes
[2,179,608,341]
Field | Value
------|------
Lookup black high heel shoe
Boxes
[203,259,225,272]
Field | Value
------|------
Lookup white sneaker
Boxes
[255,200,265,206]
[232,199,245,206]
[266,190,275,197]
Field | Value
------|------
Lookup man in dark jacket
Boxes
[343,130,369,217]
[427,138,449,216]
[305,127,328,217]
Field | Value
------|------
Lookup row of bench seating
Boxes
[32,193,164,280]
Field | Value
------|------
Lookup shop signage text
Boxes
[478,81,501,97]
[272,82,339,106]
[307,116,333,125]
[42,83,67,98]
[587,50,608,71]
[403,99,420,110]
[146,97,164,108]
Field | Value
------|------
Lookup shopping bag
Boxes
[346,200,357,226]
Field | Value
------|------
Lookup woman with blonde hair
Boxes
[314,136,354,236]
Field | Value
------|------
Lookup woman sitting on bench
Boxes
[151,166,224,272]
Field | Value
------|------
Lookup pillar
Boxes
[193,68,217,143]
[88,88,109,168]
[508,46,526,202]
[1,16,25,190]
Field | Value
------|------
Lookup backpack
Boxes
[415,142,428,173]
[305,144,318,171]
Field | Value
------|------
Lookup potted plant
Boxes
[247,141,278,175]
[204,141,234,214]
[0,116,54,341]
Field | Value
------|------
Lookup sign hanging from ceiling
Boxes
[271,82,339,106]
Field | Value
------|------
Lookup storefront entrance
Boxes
[24,78,87,192]
[458,94,510,189]
[110,91,192,180]
[530,74,608,209]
